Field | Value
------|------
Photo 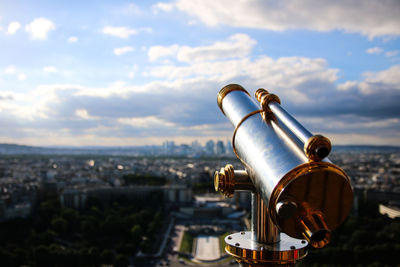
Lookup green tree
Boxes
[101,249,115,265]
[51,216,67,234]
[115,254,130,267]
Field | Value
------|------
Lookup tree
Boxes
[115,254,130,267]
[101,249,115,265]
[51,216,67,234]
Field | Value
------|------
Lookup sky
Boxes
[0,0,399,147]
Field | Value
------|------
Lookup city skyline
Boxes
[0,1,399,146]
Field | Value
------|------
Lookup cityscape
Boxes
[1,1,400,266]
[0,142,399,266]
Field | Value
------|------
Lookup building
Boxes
[60,184,192,209]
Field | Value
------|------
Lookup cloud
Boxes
[102,26,137,38]
[148,45,180,62]
[1,31,399,145]
[148,33,256,63]
[4,65,16,74]
[118,116,176,128]
[338,65,400,94]
[7,21,21,35]
[25,17,55,40]
[43,66,57,73]
[75,109,99,120]
[0,92,14,101]
[68,36,78,43]
[160,0,400,38]
[153,2,174,13]
[3,65,26,81]
[18,73,26,81]
[2,60,399,146]
[385,50,399,57]
[366,47,383,54]
[113,46,135,56]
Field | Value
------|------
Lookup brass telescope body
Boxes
[215,84,353,266]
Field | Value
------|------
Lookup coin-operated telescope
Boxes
[215,84,353,266]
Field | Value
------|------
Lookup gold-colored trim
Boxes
[304,135,331,161]
[225,232,308,265]
[232,109,263,159]
[218,84,250,114]
[268,161,352,247]
[214,165,254,197]
[214,164,235,197]
[255,88,270,102]
[261,93,281,111]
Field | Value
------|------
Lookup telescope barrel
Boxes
[218,84,353,248]
[268,102,312,144]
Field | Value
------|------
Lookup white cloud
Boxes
[68,36,78,43]
[4,65,26,80]
[385,50,399,57]
[153,2,174,13]
[43,66,57,73]
[366,47,383,54]
[25,17,55,40]
[118,116,176,128]
[146,55,337,105]
[102,26,137,38]
[1,29,399,146]
[4,65,16,74]
[338,65,400,94]
[148,34,256,63]
[75,109,98,120]
[18,73,26,81]
[7,21,21,35]
[164,0,400,38]
[148,45,180,62]
[178,34,256,63]
[113,46,135,56]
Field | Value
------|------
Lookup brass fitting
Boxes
[295,204,331,248]
[218,84,250,115]
[255,88,281,121]
[214,165,254,197]
[304,135,332,161]
[255,88,270,102]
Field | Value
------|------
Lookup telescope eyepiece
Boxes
[316,146,329,159]
[304,135,332,161]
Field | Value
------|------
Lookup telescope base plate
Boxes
[225,231,307,266]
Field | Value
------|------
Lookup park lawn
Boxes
[179,231,194,254]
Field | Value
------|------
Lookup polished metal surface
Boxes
[251,193,280,244]
[268,102,312,144]
[214,165,254,197]
[220,88,260,127]
[303,134,332,161]
[276,201,297,220]
[218,84,353,248]
[222,88,308,202]
[218,84,250,115]
[270,161,352,247]
[225,231,307,265]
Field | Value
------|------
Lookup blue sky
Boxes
[0,0,399,146]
